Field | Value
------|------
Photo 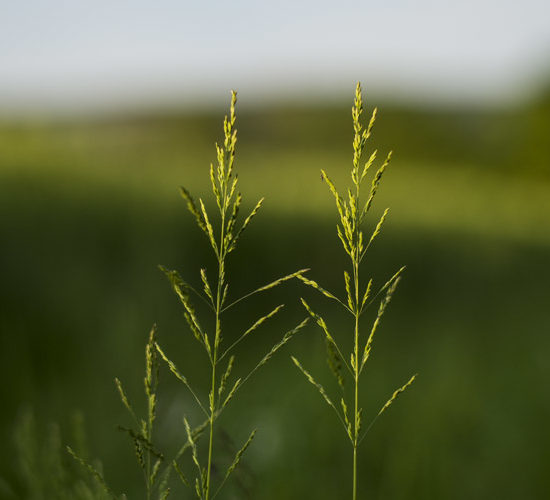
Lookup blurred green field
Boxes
[1,96,549,499]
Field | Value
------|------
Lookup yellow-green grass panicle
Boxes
[155,91,309,500]
[292,83,416,500]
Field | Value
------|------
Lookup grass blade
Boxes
[300,298,351,374]
[235,318,309,395]
[361,277,401,371]
[360,207,389,261]
[358,374,417,445]
[179,186,207,235]
[198,198,219,257]
[221,378,241,410]
[218,355,235,400]
[212,430,256,499]
[227,197,263,253]
[362,266,405,313]
[173,460,190,488]
[222,269,308,312]
[362,151,392,217]
[159,266,212,355]
[360,149,378,185]
[297,275,351,313]
[291,356,348,433]
[377,374,417,417]
[183,417,202,490]
[360,278,373,313]
[115,378,139,428]
[155,343,209,417]
[200,268,214,306]
[219,304,285,361]
[66,446,117,499]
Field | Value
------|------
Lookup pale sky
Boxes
[1,0,549,113]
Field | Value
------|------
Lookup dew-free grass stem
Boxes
[157,90,308,499]
[352,171,361,500]
[293,83,416,500]
[205,167,228,500]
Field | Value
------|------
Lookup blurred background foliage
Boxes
[1,79,549,499]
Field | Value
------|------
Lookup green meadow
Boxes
[1,92,549,498]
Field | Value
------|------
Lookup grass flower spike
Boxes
[293,83,417,500]
[156,91,308,499]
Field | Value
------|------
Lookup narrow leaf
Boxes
[360,278,373,312]
[225,191,242,241]
[159,266,208,350]
[172,418,210,463]
[221,378,241,410]
[300,298,351,374]
[67,446,117,499]
[297,275,348,310]
[145,325,158,390]
[344,271,354,311]
[366,107,377,139]
[377,374,417,417]
[183,417,202,481]
[228,197,263,252]
[179,186,206,234]
[220,304,285,360]
[361,277,401,370]
[200,269,214,305]
[155,343,208,416]
[151,458,162,484]
[360,150,378,185]
[115,378,139,426]
[255,270,307,293]
[362,151,392,217]
[222,269,308,312]
[237,318,309,391]
[321,170,346,225]
[212,430,256,499]
[361,207,389,260]
[362,266,405,312]
[225,176,239,212]
[194,478,201,499]
[199,198,218,255]
[291,356,347,431]
[337,224,352,257]
[218,355,235,400]
[209,163,222,211]
[291,356,336,409]
[173,460,190,488]
[341,398,353,441]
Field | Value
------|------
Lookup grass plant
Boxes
[4,410,111,500]
[155,91,308,499]
[67,327,165,499]
[292,83,416,500]
[66,91,308,499]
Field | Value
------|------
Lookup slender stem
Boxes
[352,173,361,500]
[353,310,359,500]
[206,259,223,499]
[206,347,217,500]
[205,269,222,499]
[145,462,151,500]
[146,379,152,500]
[206,161,229,499]
[353,446,357,500]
